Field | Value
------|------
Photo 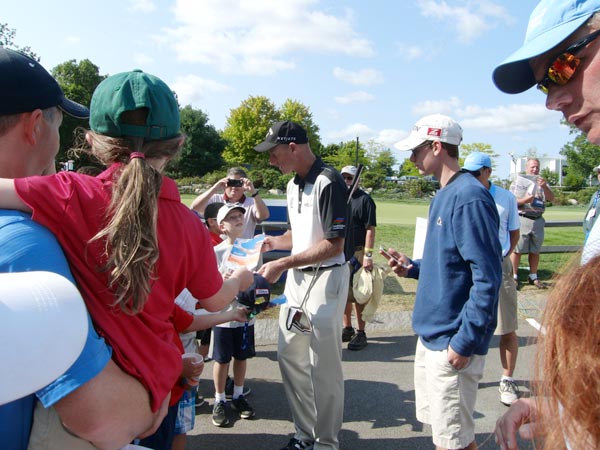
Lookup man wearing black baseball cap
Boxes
[0,48,165,449]
[255,120,349,450]
[254,120,309,153]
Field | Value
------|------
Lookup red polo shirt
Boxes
[15,164,222,411]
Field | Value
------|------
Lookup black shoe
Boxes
[195,394,206,408]
[279,438,314,450]
[231,395,255,419]
[211,401,229,427]
[225,376,251,400]
[342,326,355,343]
[348,331,368,351]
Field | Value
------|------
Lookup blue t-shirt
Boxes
[0,210,111,450]
[408,172,503,356]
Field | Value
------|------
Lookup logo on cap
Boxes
[427,128,442,138]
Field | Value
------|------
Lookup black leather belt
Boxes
[521,214,541,220]
[298,263,343,272]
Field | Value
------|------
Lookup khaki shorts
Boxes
[28,402,96,450]
[495,256,518,336]
[414,339,486,449]
[515,216,545,254]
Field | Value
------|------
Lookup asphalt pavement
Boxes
[186,293,544,450]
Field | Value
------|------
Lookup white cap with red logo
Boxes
[395,114,463,151]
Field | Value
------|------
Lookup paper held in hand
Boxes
[510,174,538,199]
[222,234,266,276]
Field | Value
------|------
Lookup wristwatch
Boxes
[251,191,260,198]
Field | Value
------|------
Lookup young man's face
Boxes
[530,25,600,144]
[409,141,435,176]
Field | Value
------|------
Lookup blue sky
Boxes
[4,0,573,178]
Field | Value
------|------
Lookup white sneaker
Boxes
[499,379,520,406]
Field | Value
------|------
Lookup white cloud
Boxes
[412,96,463,117]
[65,36,80,45]
[326,123,375,141]
[394,96,559,141]
[376,128,408,147]
[333,67,384,85]
[133,53,154,66]
[160,0,374,75]
[395,43,427,61]
[334,91,374,105]
[417,0,514,43]
[129,0,156,12]
[459,103,558,134]
[171,74,232,107]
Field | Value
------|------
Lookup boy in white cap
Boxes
[385,114,502,450]
[211,204,256,427]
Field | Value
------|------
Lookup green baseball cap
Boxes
[90,70,180,140]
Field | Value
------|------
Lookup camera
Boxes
[227,178,243,187]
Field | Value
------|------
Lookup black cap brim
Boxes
[59,97,90,119]
[254,140,279,153]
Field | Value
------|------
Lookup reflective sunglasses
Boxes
[537,29,600,94]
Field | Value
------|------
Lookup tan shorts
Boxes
[28,402,96,450]
[414,339,486,449]
[515,216,545,254]
[495,256,518,336]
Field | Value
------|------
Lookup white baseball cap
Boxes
[341,165,358,177]
[216,204,246,226]
[0,271,88,405]
[395,114,463,151]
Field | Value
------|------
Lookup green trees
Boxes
[459,142,500,170]
[221,96,279,167]
[560,122,600,185]
[168,105,226,178]
[51,60,106,164]
[221,96,321,168]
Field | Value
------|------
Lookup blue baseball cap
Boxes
[493,0,600,94]
[463,152,492,171]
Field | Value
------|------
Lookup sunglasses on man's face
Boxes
[343,175,354,181]
[537,29,600,94]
